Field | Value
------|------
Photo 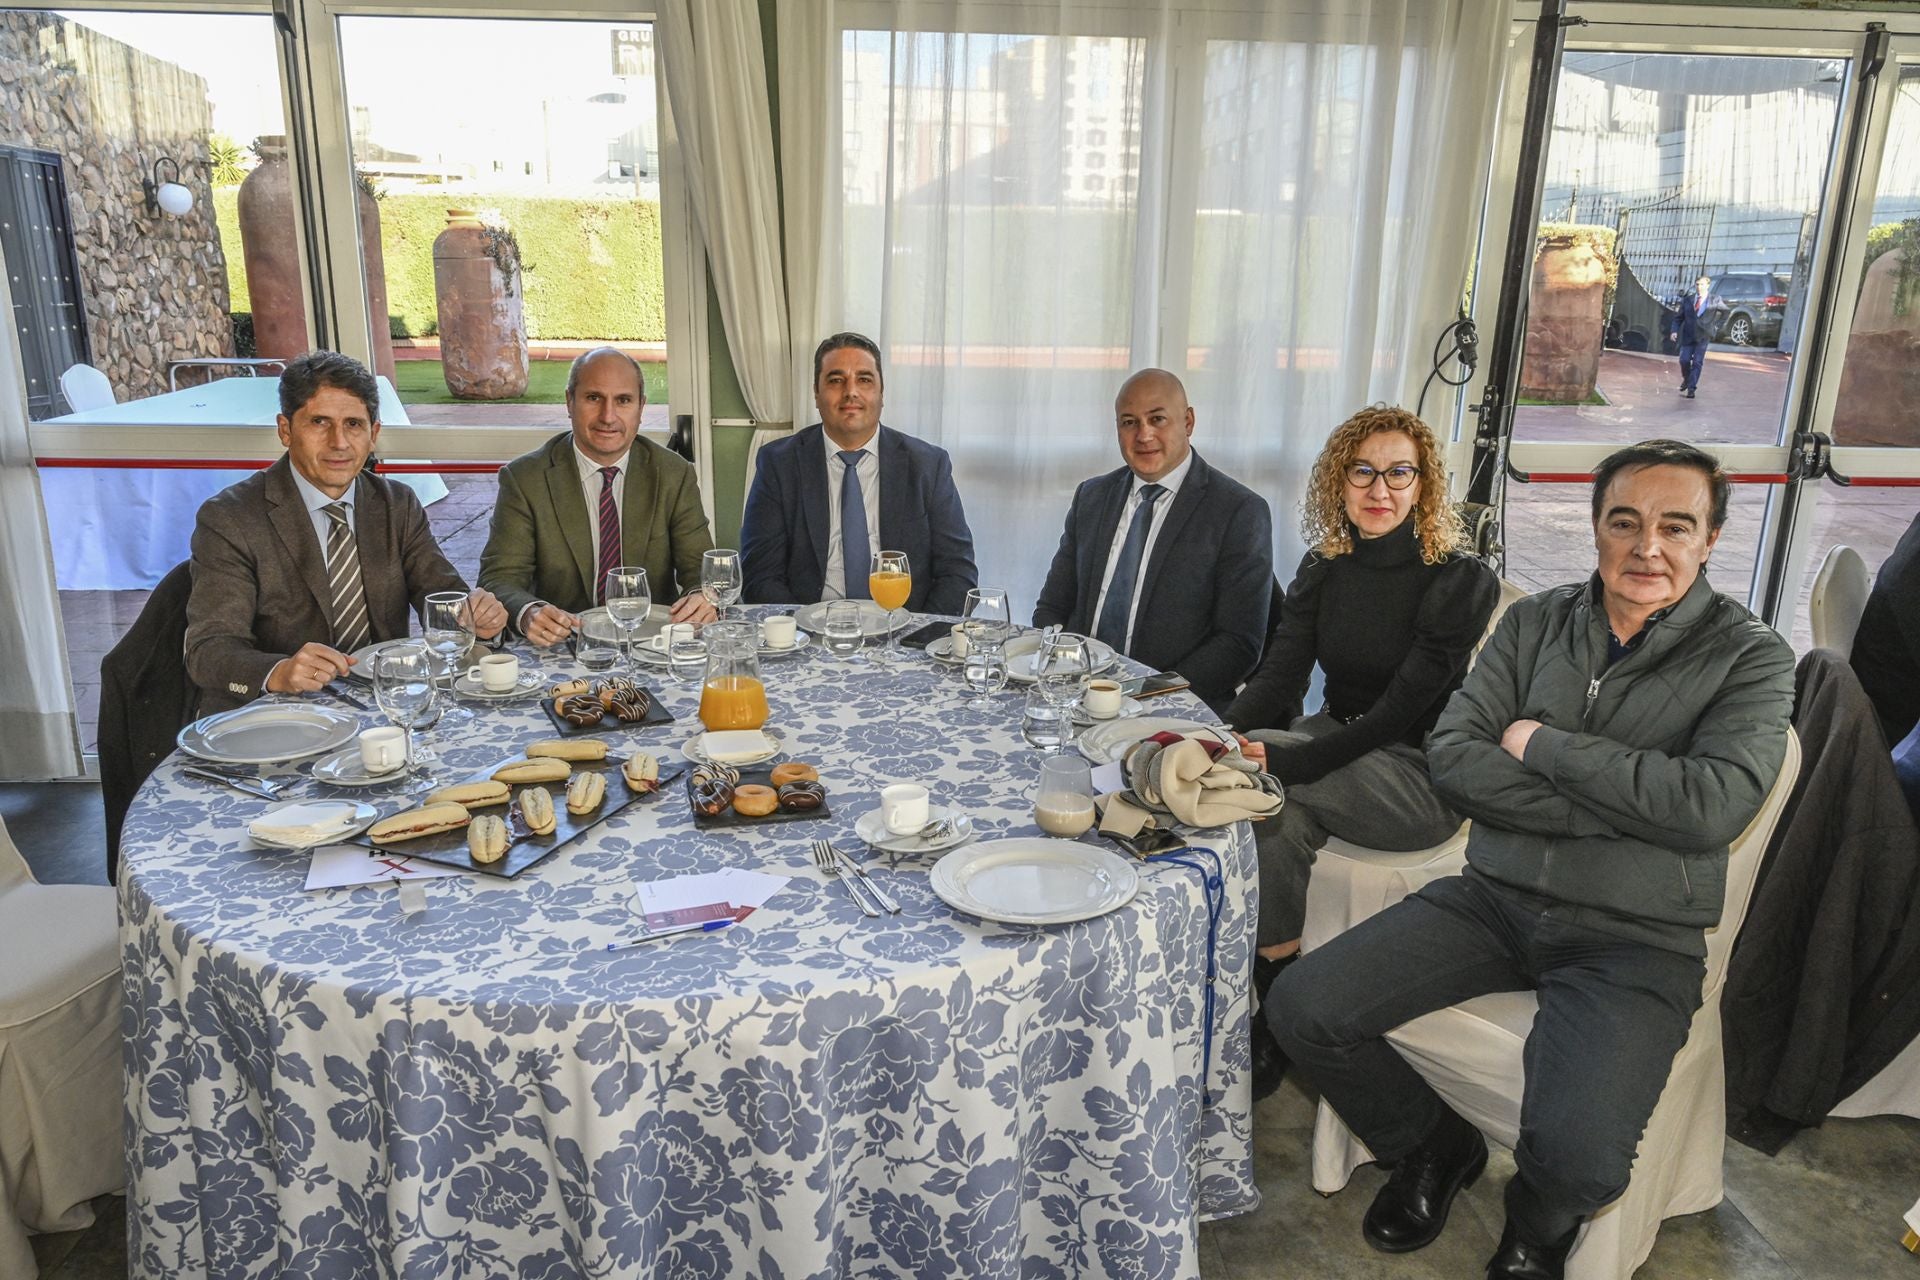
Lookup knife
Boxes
[182,767,280,800]
[322,681,371,711]
[832,844,901,913]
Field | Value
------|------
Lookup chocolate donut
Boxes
[689,775,735,817]
[607,687,653,723]
[596,675,643,710]
[691,762,740,789]
[777,780,826,812]
[558,694,604,726]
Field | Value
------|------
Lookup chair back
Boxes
[100,560,199,882]
[58,363,115,413]
[1703,729,1801,995]
[1809,545,1871,654]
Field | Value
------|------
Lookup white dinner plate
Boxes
[794,600,895,639]
[1002,633,1118,684]
[1075,716,1220,766]
[930,838,1139,925]
[853,804,975,854]
[451,668,545,699]
[679,727,785,766]
[247,799,378,849]
[178,703,361,766]
[311,746,411,788]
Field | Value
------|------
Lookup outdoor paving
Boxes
[48,346,1913,751]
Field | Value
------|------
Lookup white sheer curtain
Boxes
[0,236,82,778]
[813,0,1508,613]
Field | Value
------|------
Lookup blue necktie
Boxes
[1095,483,1165,652]
[838,450,872,599]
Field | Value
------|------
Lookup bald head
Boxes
[1114,368,1195,483]
[566,346,646,466]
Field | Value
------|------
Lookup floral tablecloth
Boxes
[120,614,1257,1279]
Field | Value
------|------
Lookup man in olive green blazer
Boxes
[479,348,717,643]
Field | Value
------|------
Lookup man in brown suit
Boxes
[479,347,717,645]
[185,351,507,713]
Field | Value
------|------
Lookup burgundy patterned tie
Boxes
[595,466,621,604]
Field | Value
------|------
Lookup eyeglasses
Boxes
[1345,464,1420,490]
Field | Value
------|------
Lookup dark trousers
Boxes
[1677,342,1706,392]
[1248,715,1461,948]
[1270,872,1706,1243]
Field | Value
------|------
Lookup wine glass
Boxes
[372,641,439,792]
[869,549,912,663]
[603,566,652,669]
[960,587,1012,711]
[422,590,475,726]
[701,549,742,621]
[1034,632,1092,755]
[822,600,865,663]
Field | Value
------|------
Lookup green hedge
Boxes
[214,189,666,342]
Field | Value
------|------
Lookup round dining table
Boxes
[119,611,1257,1279]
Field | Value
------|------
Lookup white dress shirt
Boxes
[820,429,882,601]
[517,443,633,632]
[1092,451,1193,652]
[288,465,358,555]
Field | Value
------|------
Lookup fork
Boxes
[811,839,880,917]
[830,843,901,913]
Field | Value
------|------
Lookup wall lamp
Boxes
[143,157,194,217]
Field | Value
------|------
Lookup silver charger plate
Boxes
[1002,632,1119,683]
[1075,716,1219,766]
[346,637,487,681]
[853,804,975,854]
[248,799,379,849]
[578,604,673,644]
[178,703,361,766]
[311,746,412,788]
[930,838,1139,925]
[794,600,895,639]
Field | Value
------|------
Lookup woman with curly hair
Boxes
[1227,405,1497,1099]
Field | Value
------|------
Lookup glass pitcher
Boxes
[698,621,770,730]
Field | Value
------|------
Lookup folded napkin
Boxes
[703,730,773,763]
[1112,731,1283,829]
[249,802,359,846]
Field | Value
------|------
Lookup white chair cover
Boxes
[56,364,114,413]
[0,814,121,1279]
[1308,732,1801,1280]
[1808,545,1871,654]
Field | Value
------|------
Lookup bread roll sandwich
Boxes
[467,814,510,864]
[428,780,510,810]
[566,770,606,814]
[368,802,470,845]
[526,738,608,762]
[518,786,557,836]
[492,757,570,784]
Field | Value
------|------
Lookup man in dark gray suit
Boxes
[1034,369,1273,713]
[185,351,507,712]
[740,332,977,614]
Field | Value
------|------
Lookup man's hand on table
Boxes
[671,592,718,624]
[521,603,581,648]
[266,643,353,694]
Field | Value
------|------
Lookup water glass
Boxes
[701,549,742,620]
[578,611,621,671]
[423,590,475,725]
[961,623,1009,710]
[823,600,865,662]
[1034,632,1092,749]
[372,641,439,790]
[668,634,708,685]
[604,566,652,668]
[1020,689,1069,753]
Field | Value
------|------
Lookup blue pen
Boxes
[605,919,732,950]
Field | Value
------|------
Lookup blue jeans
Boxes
[1270,871,1705,1242]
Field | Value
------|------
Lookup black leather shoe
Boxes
[1485,1219,1578,1279]
[1248,954,1293,1102]
[1362,1113,1487,1253]
[1685,388,1696,398]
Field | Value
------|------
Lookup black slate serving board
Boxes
[349,754,686,878]
[688,764,833,829]
[538,683,676,737]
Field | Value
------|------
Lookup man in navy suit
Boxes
[1033,368,1273,714]
[740,332,978,613]
[1669,275,1713,399]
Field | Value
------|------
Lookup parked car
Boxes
[1704,272,1789,346]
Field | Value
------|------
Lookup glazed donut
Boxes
[769,762,819,786]
[731,784,779,817]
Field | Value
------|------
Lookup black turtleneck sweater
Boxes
[1226,519,1498,787]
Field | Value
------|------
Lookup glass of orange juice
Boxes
[697,622,769,730]
[869,549,912,662]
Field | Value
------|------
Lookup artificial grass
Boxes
[393,358,669,406]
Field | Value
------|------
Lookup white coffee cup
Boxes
[358,726,406,774]
[948,623,972,658]
[880,783,932,835]
[761,615,798,649]
[1085,678,1123,719]
[466,651,519,692]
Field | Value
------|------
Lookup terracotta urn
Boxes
[432,209,528,399]
[1519,233,1611,404]
[1832,247,1920,447]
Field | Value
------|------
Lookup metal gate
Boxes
[0,145,90,419]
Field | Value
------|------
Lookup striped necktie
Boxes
[322,502,371,656]
[595,466,621,604]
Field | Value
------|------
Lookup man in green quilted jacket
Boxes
[1270,440,1794,1280]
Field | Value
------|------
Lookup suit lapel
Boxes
[265,459,335,625]
[1135,452,1211,622]
[544,436,597,604]
[351,473,402,640]
[797,425,831,581]
[874,426,910,560]
[1081,469,1131,631]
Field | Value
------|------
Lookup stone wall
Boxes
[0,10,233,406]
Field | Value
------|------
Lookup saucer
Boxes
[312,746,411,787]
[452,669,544,699]
[854,804,974,854]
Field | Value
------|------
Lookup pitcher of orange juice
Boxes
[698,622,769,730]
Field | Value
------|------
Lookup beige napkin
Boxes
[1122,733,1283,828]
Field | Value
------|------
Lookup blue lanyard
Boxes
[1147,845,1226,1105]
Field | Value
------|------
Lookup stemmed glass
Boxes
[1033,632,1092,755]
[701,549,742,622]
[869,549,912,663]
[372,641,439,792]
[422,590,475,726]
[960,586,1011,711]
[603,566,652,670]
